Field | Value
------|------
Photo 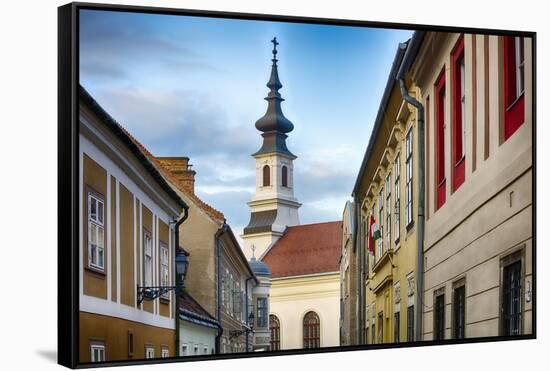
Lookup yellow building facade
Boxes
[353,45,421,345]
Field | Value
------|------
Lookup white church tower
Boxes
[242,38,301,259]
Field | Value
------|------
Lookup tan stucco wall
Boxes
[269,273,340,350]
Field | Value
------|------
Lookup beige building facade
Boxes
[407,32,533,340]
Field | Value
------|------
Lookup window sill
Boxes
[85,266,106,278]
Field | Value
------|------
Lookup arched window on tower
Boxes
[282,166,288,187]
[303,311,320,348]
[263,165,271,186]
[269,315,280,351]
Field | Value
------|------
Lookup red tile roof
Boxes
[262,221,343,278]
[179,291,220,328]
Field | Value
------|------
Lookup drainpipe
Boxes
[396,31,425,342]
[214,221,227,353]
[174,203,189,356]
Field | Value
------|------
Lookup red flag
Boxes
[368,215,375,255]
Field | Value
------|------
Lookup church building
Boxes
[243,39,341,350]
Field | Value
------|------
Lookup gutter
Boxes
[395,31,426,342]
[174,203,189,355]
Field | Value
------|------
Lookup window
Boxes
[303,311,320,348]
[193,345,199,355]
[145,346,155,359]
[128,330,134,357]
[394,154,400,243]
[161,347,169,358]
[385,174,391,246]
[394,311,400,343]
[181,344,188,356]
[452,35,466,191]
[88,193,105,270]
[405,128,413,226]
[257,297,268,327]
[263,165,270,186]
[160,244,169,298]
[502,260,522,336]
[434,292,445,340]
[270,315,281,351]
[144,232,152,287]
[90,342,105,362]
[435,69,447,209]
[203,346,208,355]
[371,324,376,345]
[407,305,414,342]
[453,285,466,339]
[503,36,526,140]
[282,165,288,187]
[371,205,376,261]
[378,189,384,258]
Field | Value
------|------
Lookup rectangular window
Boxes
[378,312,384,343]
[405,128,413,227]
[181,344,188,356]
[452,285,466,339]
[128,331,134,357]
[371,324,376,345]
[394,311,400,343]
[203,346,209,355]
[503,36,526,140]
[435,69,447,209]
[394,154,400,243]
[434,292,445,340]
[257,297,268,327]
[193,345,199,355]
[407,305,414,342]
[88,193,105,270]
[385,174,391,247]
[160,244,169,298]
[161,347,169,358]
[90,342,105,362]
[502,260,522,336]
[145,346,155,359]
[371,206,376,261]
[378,189,384,258]
[452,35,466,190]
[144,232,152,287]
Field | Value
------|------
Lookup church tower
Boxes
[242,38,301,259]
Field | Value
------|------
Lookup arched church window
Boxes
[269,315,280,351]
[263,165,271,186]
[282,166,288,187]
[303,311,320,348]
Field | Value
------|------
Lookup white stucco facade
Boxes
[179,321,217,356]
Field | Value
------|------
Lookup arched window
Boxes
[303,311,320,348]
[282,166,288,187]
[263,165,270,186]
[269,315,280,351]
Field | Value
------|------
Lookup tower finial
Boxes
[271,37,279,64]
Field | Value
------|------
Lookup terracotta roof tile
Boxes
[262,221,343,278]
[179,291,219,327]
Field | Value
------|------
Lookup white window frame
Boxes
[88,193,105,271]
[90,343,105,362]
[459,55,466,159]
[378,189,384,259]
[160,243,169,299]
[181,344,188,356]
[194,345,199,355]
[144,232,153,287]
[515,37,525,99]
[203,346,209,354]
[394,154,401,243]
[405,127,413,226]
[161,347,169,358]
[145,346,155,359]
[385,174,391,247]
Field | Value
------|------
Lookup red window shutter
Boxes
[452,35,465,191]
[503,36,525,141]
[435,68,447,210]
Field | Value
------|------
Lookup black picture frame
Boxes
[58,2,537,369]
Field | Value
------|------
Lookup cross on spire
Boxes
[271,37,279,55]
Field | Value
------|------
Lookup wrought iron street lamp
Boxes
[137,249,189,305]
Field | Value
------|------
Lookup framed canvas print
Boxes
[58,2,536,368]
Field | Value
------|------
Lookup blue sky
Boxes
[80,9,412,243]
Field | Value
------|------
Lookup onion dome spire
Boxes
[253,37,295,158]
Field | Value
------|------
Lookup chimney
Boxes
[156,157,196,194]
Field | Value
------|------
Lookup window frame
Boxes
[303,311,321,348]
[407,305,414,342]
[160,242,169,300]
[90,341,106,363]
[394,311,400,343]
[501,251,524,336]
[452,35,466,191]
[143,230,153,287]
[378,189,384,258]
[405,127,414,227]
[435,68,447,209]
[452,282,466,339]
[262,165,271,187]
[161,347,169,358]
[503,36,526,141]
[434,290,446,341]
[269,314,281,351]
[385,173,391,247]
[281,165,288,187]
[145,345,155,359]
[394,153,401,244]
[87,191,105,271]
[257,297,268,328]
